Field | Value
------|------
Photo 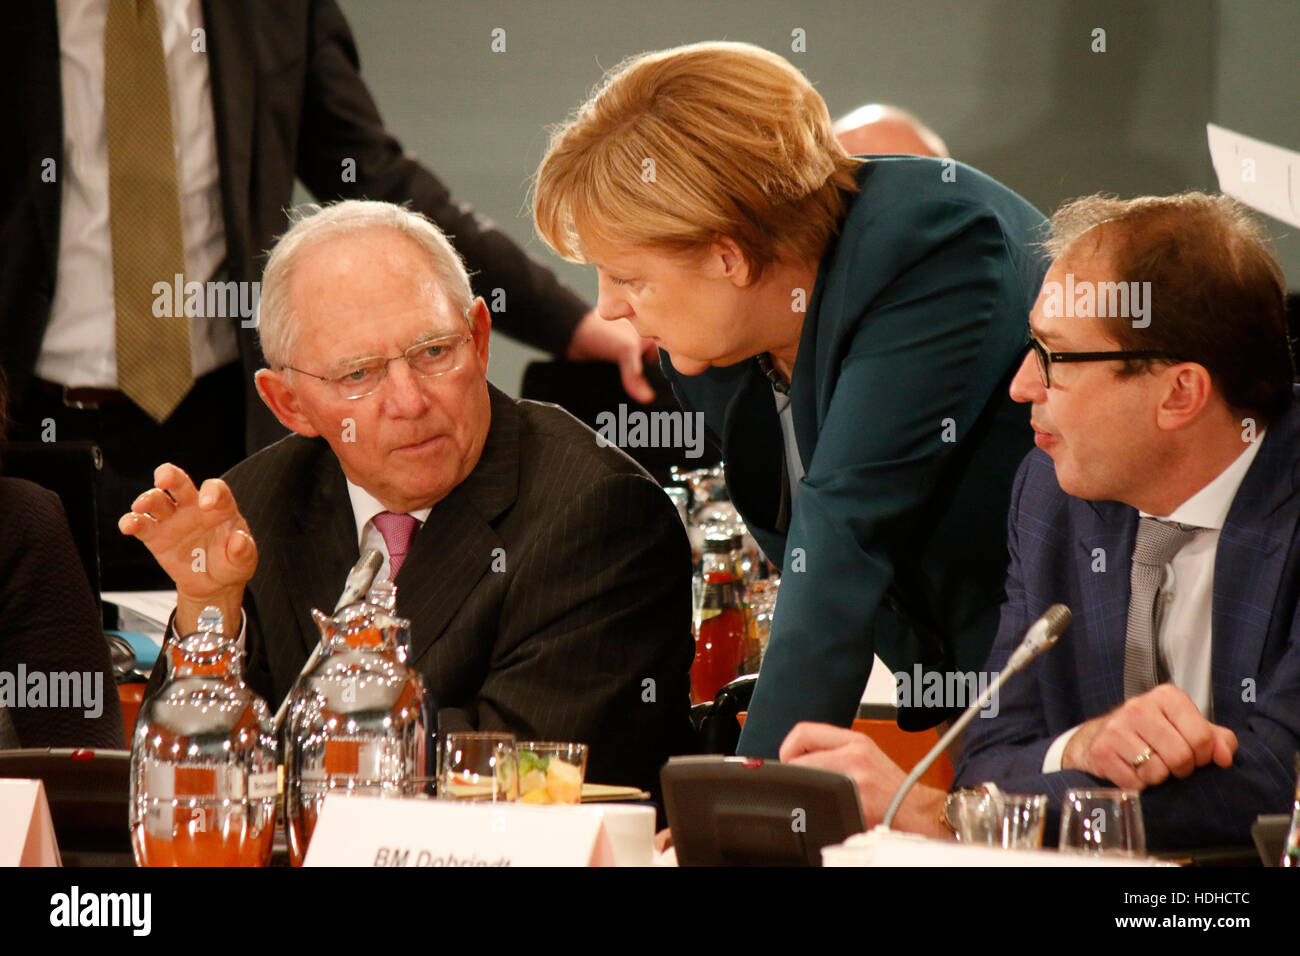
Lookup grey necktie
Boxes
[1123,517,1201,698]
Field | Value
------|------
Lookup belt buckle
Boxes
[61,386,98,410]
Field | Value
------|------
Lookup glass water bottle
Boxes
[130,607,277,866]
[283,585,429,866]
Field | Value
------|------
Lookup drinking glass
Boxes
[1059,788,1146,856]
[515,741,588,804]
[437,732,518,801]
[952,790,1047,849]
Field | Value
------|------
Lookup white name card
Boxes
[303,795,618,867]
[0,778,61,866]
[822,826,1168,867]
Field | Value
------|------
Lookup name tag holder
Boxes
[303,794,618,867]
[0,778,61,866]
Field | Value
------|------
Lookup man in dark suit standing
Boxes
[781,192,1300,849]
[121,200,693,794]
[4,0,653,588]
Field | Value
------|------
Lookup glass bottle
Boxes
[130,607,277,866]
[1283,755,1300,866]
[283,586,429,866]
[743,574,780,675]
[691,536,749,705]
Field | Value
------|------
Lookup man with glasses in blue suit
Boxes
[784,192,1300,850]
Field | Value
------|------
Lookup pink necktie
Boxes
[372,512,420,578]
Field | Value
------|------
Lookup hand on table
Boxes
[118,463,256,636]
[780,722,950,838]
[566,311,660,404]
[1061,683,1237,790]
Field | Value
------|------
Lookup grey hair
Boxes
[256,200,474,368]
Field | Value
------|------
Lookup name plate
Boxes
[303,795,618,867]
[0,778,61,866]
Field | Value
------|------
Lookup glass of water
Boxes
[1059,788,1146,857]
[437,732,518,802]
[951,789,1048,849]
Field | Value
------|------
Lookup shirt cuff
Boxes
[1043,725,1083,773]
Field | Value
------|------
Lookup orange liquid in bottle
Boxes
[134,805,275,867]
[692,570,747,705]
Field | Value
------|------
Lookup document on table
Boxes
[1207,123,1300,229]
[103,590,174,645]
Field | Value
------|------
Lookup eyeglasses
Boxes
[1026,332,1183,389]
[282,332,474,400]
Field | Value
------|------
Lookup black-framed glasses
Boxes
[282,331,474,400]
[1027,333,1183,389]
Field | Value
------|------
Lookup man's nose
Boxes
[381,357,432,415]
[1009,348,1045,404]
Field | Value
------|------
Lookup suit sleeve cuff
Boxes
[1043,724,1082,773]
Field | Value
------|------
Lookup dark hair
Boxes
[1048,192,1294,423]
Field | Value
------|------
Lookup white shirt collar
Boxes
[1141,429,1266,531]
[344,477,432,548]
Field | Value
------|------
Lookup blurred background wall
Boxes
[325,0,1299,395]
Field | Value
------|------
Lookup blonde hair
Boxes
[533,41,861,282]
[258,200,473,367]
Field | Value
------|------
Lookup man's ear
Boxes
[1154,362,1214,432]
[254,368,320,437]
[468,297,492,368]
[707,236,753,288]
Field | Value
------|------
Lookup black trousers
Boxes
[12,362,247,591]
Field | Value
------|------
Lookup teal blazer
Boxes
[666,157,1049,756]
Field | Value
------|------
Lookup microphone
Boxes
[332,548,384,612]
[880,603,1071,829]
[272,548,385,731]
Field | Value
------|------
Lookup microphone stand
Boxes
[881,604,1071,828]
[271,548,384,732]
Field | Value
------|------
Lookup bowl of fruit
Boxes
[515,742,588,805]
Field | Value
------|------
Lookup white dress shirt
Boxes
[42,0,235,389]
[1042,430,1266,772]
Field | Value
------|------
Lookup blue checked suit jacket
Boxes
[955,391,1300,849]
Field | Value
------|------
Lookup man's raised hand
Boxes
[118,463,256,635]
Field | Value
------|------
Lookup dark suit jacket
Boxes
[3,0,586,452]
[667,157,1047,755]
[955,394,1300,849]
[0,477,123,749]
[223,386,694,794]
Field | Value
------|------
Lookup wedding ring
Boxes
[1131,746,1154,769]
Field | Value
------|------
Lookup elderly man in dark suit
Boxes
[782,192,1300,850]
[121,200,694,794]
[4,0,653,589]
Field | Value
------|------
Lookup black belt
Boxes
[34,379,133,409]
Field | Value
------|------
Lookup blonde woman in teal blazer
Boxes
[535,41,1048,757]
